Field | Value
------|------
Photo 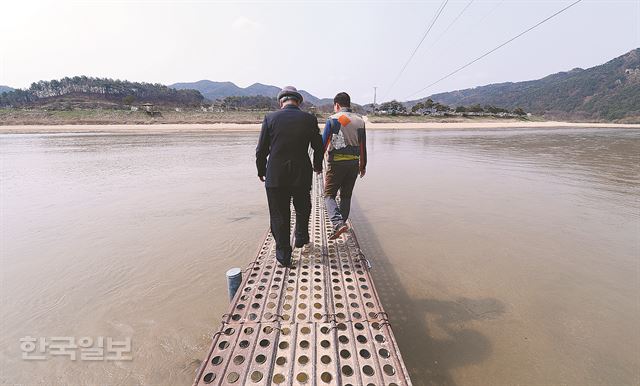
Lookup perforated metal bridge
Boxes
[194,175,412,386]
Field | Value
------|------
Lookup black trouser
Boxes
[324,160,359,228]
[266,186,311,252]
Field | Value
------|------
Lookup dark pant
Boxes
[266,186,312,252]
[324,161,359,228]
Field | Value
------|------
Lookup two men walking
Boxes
[256,87,366,267]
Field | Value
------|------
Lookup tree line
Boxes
[0,76,204,107]
[377,99,527,116]
[214,95,321,111]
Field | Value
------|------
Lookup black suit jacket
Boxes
[256,105,323,188]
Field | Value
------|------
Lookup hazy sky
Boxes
[1,0,638,103]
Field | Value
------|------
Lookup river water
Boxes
[1,128,638,385]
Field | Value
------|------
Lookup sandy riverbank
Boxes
[0,120,639,134]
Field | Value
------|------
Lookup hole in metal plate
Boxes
[321,372,332,383]
[251,371,263,382]
[383,364,396,376]
[342,365,354,376]
[362,365,375,376]
[227,372,240,383]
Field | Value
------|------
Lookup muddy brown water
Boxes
[1,128,638,385]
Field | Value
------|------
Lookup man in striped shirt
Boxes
[321,92,367,240]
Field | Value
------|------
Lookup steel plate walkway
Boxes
[194,175,412,386]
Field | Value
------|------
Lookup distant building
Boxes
[416,107,438,115]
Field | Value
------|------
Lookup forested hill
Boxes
[415,48,639,122]
[0,85,13,93]
[0,76,204,108]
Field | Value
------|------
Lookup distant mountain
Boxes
[244,83,281,97]
[411,48,640,122]
[169,80,247,100]
[170,80,333,106]
[0,85,14,93]
[299,91,334,106]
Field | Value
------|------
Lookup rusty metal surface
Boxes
[194,175,412,385]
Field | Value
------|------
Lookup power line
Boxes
[425,0,504,67]
[473,0,505,33]
[406,0,584,100]
[386,0,449,94]
[426,0,475,52]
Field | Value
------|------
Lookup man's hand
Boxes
[259,175,265,182]
[359,168,366,178]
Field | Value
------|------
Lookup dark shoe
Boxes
[294,235,310,248]
[329,223,349,240]
[276,247,292,267]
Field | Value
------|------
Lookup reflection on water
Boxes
[1,128,638,385]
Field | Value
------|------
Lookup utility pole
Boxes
[373,86,377,107]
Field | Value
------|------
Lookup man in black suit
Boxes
[256,86,323,267]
